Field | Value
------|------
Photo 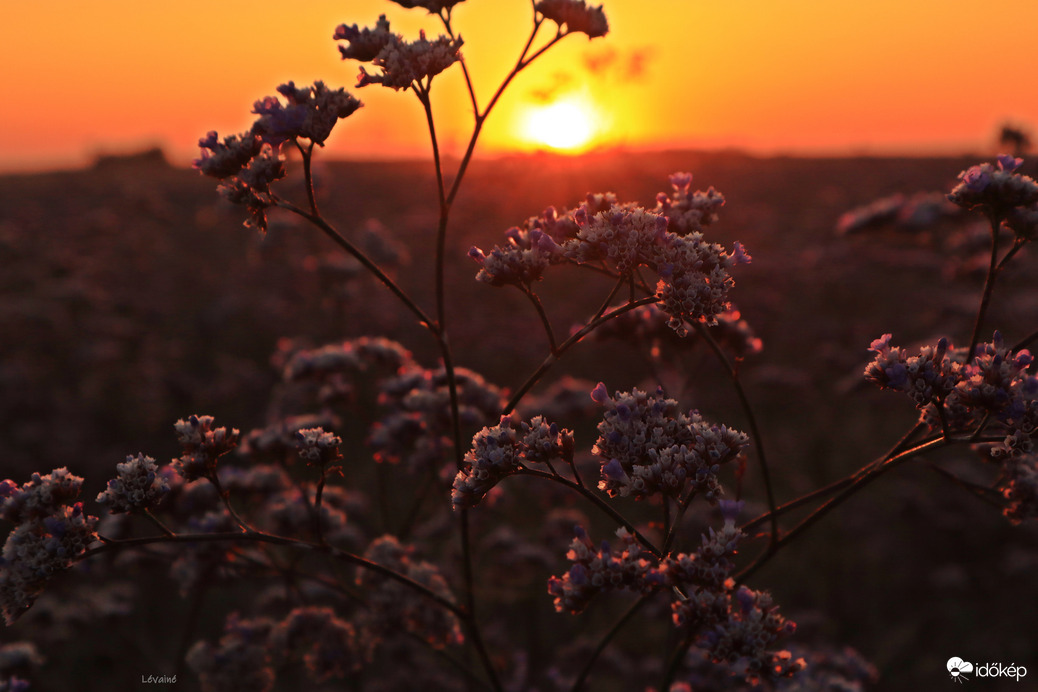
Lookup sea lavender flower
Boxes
[389,0,466,11]
[294,427,343,468]
[0,468,85,524]
[212,144,286,232]
[334,15,396,62]
[954,331,1033,416]
[172,415,240,482]
[369,366,505,472]
[655,172,726,236]
[547,526,663,614]
[662,503,744,592]
[535,0,609,38]
[251,81,361,147]
[591,385,747,501]
[0,470,99,624]
[193,131,263,180]
[697,586,803,685]
[355,536,462,653]
[451,416,574,509]
[864,334,960,408]
[468,226,562,287]
[564,205,669,274]
[948,155,1038,216]
[96,454,170,514]
[282,337,415,383]
[270,607,361,681]
[1002,455,1038,523]
[356,32,464,90]
[186,614,276,692]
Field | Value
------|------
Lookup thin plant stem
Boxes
[570,594,653,691]
[460,509,503,692]
[660,633,695,691]
[206,470,250,533]
[692,322,778,548]
[277,201,436,333]
[662,490,697,555]
[662,495,671,546]
[593,275,627,321]
[739,475,857,535]
[83,530,465,616]
[518,468,662,559]
[967,214,1004,358]
[522,286,558,354]
[503,296,659,415]
[736,435,948,582]
[142,509,175,538]
[1012,327,1038,352]
[295,140,319,215]
[173,567,213,679]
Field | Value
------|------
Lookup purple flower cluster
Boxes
[251,81,362,147]
[368,366,505,472]
[864,334,960,408]
[452,415,574,509]
[547,526,663,614]
[535,0,609,38]
[293,427,343,468]
[548,505,802,686]
[269,606,361,681]
[866,333,1038,522]
[186,614,277,692]
[389,0,466,13]
[96,453,170,514]
[865,332,1036,423]
[0,470,99,625]
[355,536,462,652]
[281,337,416,404]
[594,303,762,359]
[172,415,240,482]
[948,155,1038,218]
[470,175,750,335]
[591,384,748,501]
[468,225,562,288]
[836,191,962,235]
[656,172,726,236]
[195,80,362,231]
[335,15,463,90]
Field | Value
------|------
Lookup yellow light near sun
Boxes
[522,99,598,152]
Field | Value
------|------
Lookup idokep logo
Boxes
[947,658,974,683]
[947,657,1028,684]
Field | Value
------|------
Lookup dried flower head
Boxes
[452,416,574,509]
[357,32,464,90]
[0,470,98,624]
[389,0,465,12]
[592,384,746,501]
[96,453,170,514]
[270,607,361,681]
[186,614,276,692]
[948,155,1038,216]
[356,536,462,652]
[536,0,609,38]
[334,14,396,62]
[547,526,663,614]
[172,415,240,482]
[251,81,361,147]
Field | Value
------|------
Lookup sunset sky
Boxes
[3,1,1037,172]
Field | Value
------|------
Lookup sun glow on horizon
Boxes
[520,98,601,152]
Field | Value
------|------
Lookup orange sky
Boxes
[2,1,1036,172]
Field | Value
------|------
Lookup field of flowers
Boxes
[1,1,1036,690]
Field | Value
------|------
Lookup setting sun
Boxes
[521,98,599,152]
